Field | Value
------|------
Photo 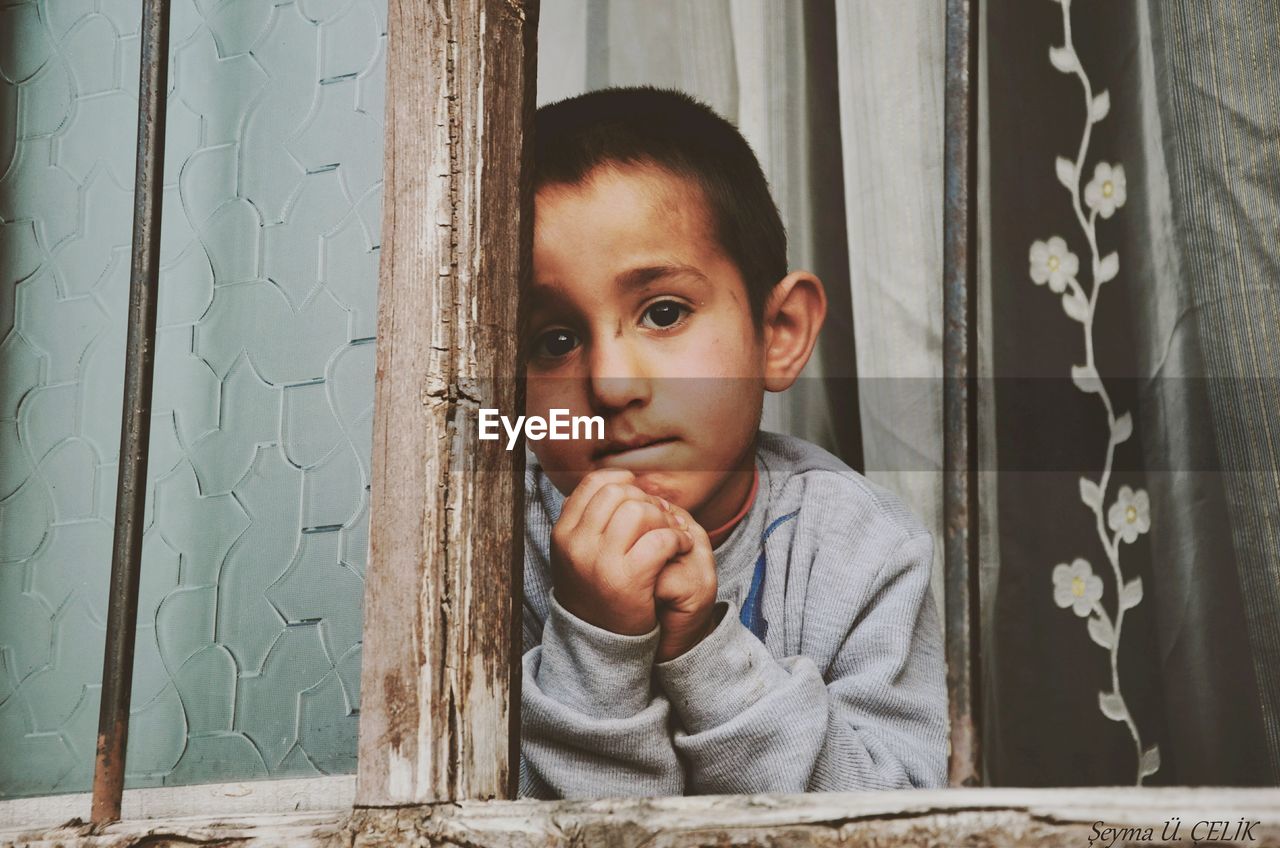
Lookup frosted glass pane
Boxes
[0,0,384,798]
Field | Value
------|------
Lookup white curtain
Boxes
[536,0,946,610]
[832,0,944,613]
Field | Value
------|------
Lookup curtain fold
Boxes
[1142,0,1280,784]
[833,0,946,614]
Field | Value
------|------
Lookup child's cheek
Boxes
[540,458,585,501]
[531,438,592,494]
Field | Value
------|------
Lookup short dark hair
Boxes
[533,86,787,328]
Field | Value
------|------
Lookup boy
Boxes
[519,87,948,798]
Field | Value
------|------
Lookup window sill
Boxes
[0,775,355,833]
[3,786,1278,847]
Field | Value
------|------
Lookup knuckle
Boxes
[615,499,646,523]
[598,482,626,500]
[656,530,683,560]
[641,504,667,527]
[641,528,669,552]
[587,468,629,485]
[624,527,655,555]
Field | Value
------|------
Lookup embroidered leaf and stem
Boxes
[1033,0,1160,784]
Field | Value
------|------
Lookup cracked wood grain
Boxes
[355,0,537,805]
[6,788,1280,847]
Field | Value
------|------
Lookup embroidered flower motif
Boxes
[1084,162,1126,218]
[1108,485,1151,544]
[1029,236,1079,293]
[1053,558,1103,617]
[1043,0,1158,784]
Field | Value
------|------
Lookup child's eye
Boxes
[534,328,579,359]
[641,300,689,330]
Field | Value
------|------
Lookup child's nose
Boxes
[587,338,651,410]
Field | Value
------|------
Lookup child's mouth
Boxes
[594,436,679,463]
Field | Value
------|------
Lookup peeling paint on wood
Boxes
[355,0,537,805]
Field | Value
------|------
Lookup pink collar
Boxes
[706,467,759,548]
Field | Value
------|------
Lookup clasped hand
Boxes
[550,468,719,662]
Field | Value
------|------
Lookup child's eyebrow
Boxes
[524,263,709,312]
[614,263,709,291]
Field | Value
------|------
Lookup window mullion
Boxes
[355,0,537,805]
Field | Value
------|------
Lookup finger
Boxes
[558,468,634,532]
[664,501,710,549]
[654,561,696,606]
[627,527,694,572]
[602,499,675,557]
[656,545,716,596]
[578,483,673,540]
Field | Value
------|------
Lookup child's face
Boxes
[525,163,764,526]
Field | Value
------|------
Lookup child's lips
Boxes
[593,436,680,465]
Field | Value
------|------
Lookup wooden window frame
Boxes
[5,1,1280,845]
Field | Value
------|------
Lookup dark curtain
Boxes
[985,0,1279,785]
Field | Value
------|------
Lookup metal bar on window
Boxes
[943,0,982,786]
[91,0,172,824]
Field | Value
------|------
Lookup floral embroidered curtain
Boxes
[982,0,1280,785]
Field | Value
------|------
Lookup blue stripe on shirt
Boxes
[739,510,799,642]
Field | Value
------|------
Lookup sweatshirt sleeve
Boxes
[654,530,949,794]
[520,591,685,798]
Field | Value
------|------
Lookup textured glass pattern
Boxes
[0,0,384,797]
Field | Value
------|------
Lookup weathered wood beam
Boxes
[356,0,538,804]
[7,788,1280,847]
[0,777,357,831]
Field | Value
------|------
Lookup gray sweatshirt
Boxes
[520,430,949,798]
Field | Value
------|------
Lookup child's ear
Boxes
[762,271,827,392]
